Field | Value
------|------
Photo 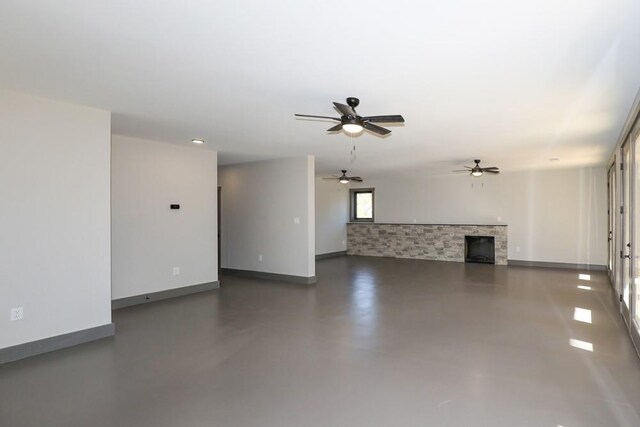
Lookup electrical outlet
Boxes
[259,255,263,262]
[293,217,300,225]
[497,216,502,222]
[10,307,24,321]
[342,240,346,246]
[516,246,521,253]
[173,267,180,276]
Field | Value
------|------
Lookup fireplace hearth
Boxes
[465,236,495,264]
[346,223,508,265]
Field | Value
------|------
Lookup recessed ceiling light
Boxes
[191,139,205,144]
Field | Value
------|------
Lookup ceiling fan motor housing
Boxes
[343,116,362,126]
[346,97,360,108]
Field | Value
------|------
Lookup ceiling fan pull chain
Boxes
[348,134,356,163]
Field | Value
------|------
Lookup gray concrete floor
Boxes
[2,256,640,426]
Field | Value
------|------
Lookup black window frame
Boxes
[350,188,375,222]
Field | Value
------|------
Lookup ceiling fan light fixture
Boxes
[323,170,363,184]
[342,123,363,134]
[295,98,401,136]
[453,160,499,177]
[191,138,205,144]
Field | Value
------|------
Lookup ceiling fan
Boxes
[453,160,500,177]
[295,97,404,136]
[323,170,363,184]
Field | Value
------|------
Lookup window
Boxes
[350,188,374,222]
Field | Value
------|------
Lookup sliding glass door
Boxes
[611,110,640,349]
[608,164,616,285]
[634,131,640,327]
[621,140,632,325]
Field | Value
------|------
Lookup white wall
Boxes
[315,177,348,255]
[111,135,218,300]
[352,166,607,265]
[0,90,112,349]
[219,156,315,278]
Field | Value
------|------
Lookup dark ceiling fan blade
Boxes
[327,123,343,132]
[482,167,499,170]
[295,114,341,121]
[349,177,363,182]
[484,170,500,174]
[363,121,391,135]
[362,115,405,123]
[333,102,356,117]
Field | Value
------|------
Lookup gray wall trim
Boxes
[507,259,607,271]
[316,251,347,260]
[221,268,316,284]
[0,323,115,364]
[627,316,640,360]
[112,281,220,309]
[606,275,620,307]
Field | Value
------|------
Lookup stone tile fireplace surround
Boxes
[347,223,508,265]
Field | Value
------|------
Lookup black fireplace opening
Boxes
[465,236,495,264]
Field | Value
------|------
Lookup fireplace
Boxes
[465,236,495,264]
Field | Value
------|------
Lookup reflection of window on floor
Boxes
[350,189,374,222]
[573,307,592,324]
[569,338,593,352]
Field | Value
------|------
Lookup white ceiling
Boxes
[1,0,639,177]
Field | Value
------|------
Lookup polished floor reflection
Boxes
[2,256,640,426]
